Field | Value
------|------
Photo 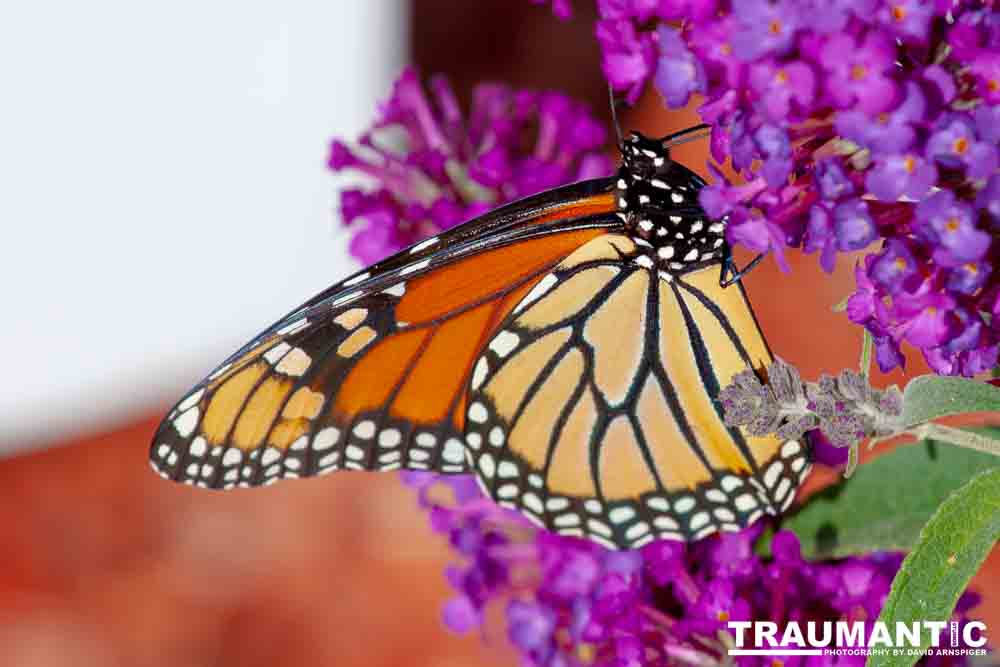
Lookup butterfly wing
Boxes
[464,233,812,550]
[150,179,622,488]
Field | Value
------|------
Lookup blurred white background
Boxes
[0,1,406,453]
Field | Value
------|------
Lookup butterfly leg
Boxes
[656,124,711,149]
[719,252,766,288]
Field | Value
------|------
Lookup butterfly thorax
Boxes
[615,132,726,275]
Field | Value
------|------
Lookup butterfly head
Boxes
[616,130,728,273]
[622,132,673,178]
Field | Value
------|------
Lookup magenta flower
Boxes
[948,7,1000,64]
[970,51,1000,104]
[876,0,934,42]
[803,205,839,272]
[649,0,718,23]
[748,58,816,122]
[730,0,802,61]
[506,600,557,661]
[595,18,658,104]
[926,341,1000,378]
[820,31,899,114]
[869,239,920,294]
[846,255,882,324]
[653,26,706,108]
[690,15,745,90]
[531,0,574,20]
[948,261,992,296]
[808,430,851,466]
[927,114,999,180]
[753,123,793,187]
[835,199,878,249]
[837,82,928,155]
[866,153,937,202]
[892,281,958,349]
[699,171,767,219]
[915,190,992,268]
[727,207,791,272]
[814,158,854,200]
[976,104,1000,144]
[928,306,1000,376]
[977,174,1000,225]
[805,199,877,273]
[873,333,906,373]
[806,0,879,34]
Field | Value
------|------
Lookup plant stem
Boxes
[860,329,874,379]
[845,443,860,478]
[910,423,1000,457]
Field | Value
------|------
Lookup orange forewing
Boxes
[396,215,610,323]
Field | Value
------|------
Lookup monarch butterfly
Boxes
[150,125,811,550]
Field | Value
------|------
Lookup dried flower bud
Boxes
[769,357,807,405]
[719,369,780,432]
[836,369,874,405]
[879,387,903,415]
[776,414,819,441]
[719,358,906,468]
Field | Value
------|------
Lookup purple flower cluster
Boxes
[328,67,613,264]
[403,471,979,667]
[533,0,1000,377]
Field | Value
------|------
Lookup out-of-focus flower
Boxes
[654,24,706,108]
[596,18,658,104]
[731,0,803,61]
[876,0,934,42]
[531,0,574,21]
[328,67,613,264]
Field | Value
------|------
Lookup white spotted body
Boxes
[615,132,726,275]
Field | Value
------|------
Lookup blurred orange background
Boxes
[1,3,996,666]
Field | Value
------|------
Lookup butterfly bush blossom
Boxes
[330,70,982,667]
[538,0,1000,378]
[328,66,613,264]
[404,470,980,667]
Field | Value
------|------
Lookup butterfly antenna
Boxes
[608,84,625,152]
[659,123,711,149]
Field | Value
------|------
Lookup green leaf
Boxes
[866,468,1000,667]
[901,375,1000,428]
[784,435,1000,560]
[753,524,776,558]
